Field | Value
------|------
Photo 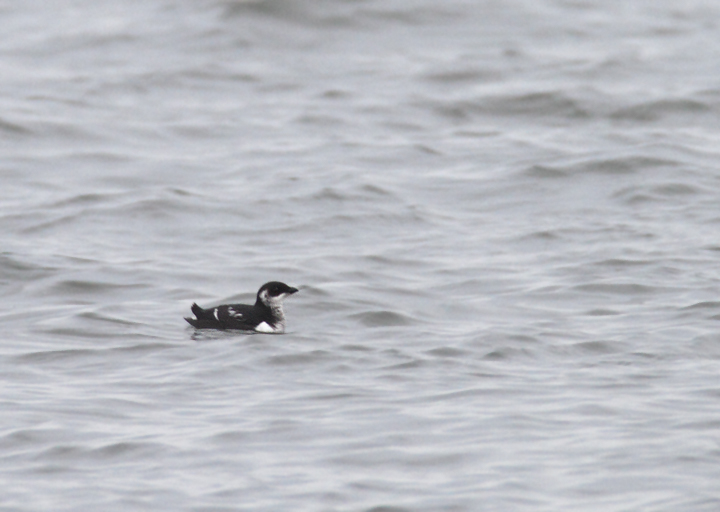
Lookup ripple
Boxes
[592,258,652,269]
[340,343,375,352]
[422,67,498,84]
[0,429,59,450]
[570,340,624,354]
[584,308,622,316]
[482,347,535,360]
[612,182,704,205]
[484,91,589,118]
[351,311,413,327]
[524,155,681,180]
[365,507,412,512]
[265,350,331,366]
[611,98,712,122]
[21,212,86,234]
[573,283,663,295]
[111,342,180,355]
[92,441,168,459]
[222,0,357,28]
[432,91,588,121]
[651,183,701,196]
[382,359,427,370]
[0,116,32,135]
[523,165,569,179]
[34,441,170,463]
[49,279,148,296]
[13,348,103,364]
[425,346,469,358]
[34,445,85,461]
[48,192,118,208]
[575,156,679,176]
[682,301,720,310]
[78,310,144,326]
[0,253,55,281]
[307,391,365,401]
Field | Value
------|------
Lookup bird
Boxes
[185,281,298,333]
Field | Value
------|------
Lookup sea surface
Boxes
[1,1,720,511]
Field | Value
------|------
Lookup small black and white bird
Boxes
[185,281,298,333]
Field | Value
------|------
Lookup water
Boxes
[1,0,720,510]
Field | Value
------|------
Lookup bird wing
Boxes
[186,303,261,330]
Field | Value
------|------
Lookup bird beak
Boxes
[288,287,299,294]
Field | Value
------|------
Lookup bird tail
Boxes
[190,302,208,319]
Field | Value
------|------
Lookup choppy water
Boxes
[2,1,720,510]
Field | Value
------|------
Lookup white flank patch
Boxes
[254,321,276,333]
[213,309,219,321]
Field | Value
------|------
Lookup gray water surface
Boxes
[2,1,720,511]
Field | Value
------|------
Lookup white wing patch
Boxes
[228,308,242,318]
[254,321,276,333]
[213,308,219,321]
